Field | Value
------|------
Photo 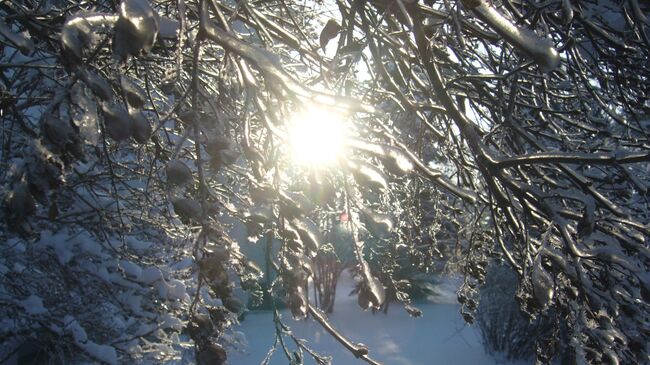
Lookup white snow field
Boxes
[230,271,526,365]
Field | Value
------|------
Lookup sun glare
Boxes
[288,105,349,167]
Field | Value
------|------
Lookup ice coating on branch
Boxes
[71,83,100,145]
[348,159,389,192]
[113,0,159,59]
[531,256,554,309]
[468,0,560,72]
[290,216,323,253]
[361,207,394,238]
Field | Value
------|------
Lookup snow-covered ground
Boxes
[230,271,526,365]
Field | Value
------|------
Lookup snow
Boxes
[230,271,525,365]
[64,316,88,343]
[170,257,194,271]
[64,316,117,365]
[80,341,118,365]
[155,279,188,301]
[20,295,47,315]
[119,260,143,278]
[140,266,163,284]
[127,237,153,251]
[161,314,185,331]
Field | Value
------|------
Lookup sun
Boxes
[288,105,349,167]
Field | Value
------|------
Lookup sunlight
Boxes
[288,105,349,167]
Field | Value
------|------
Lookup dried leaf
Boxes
[70,83,99,145]
[222,296,244,314]
[172,198,202,223]
[61,17,92,67]
[383,146,414,175]
[130,111,152,143]
[307,172,335,207]
[82,71,113,102]
[165,160,193,187]
[246,205,274,224]
[366,274,386,308]
[352,141,413,176]
[6,181,36,220]
[42,116,81,156]
[101,104,133,141]
[319,19,341,51]
[290,285,308,319]
[120,76,146,108]
[197,343,227,365]
[405,305,423,318]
